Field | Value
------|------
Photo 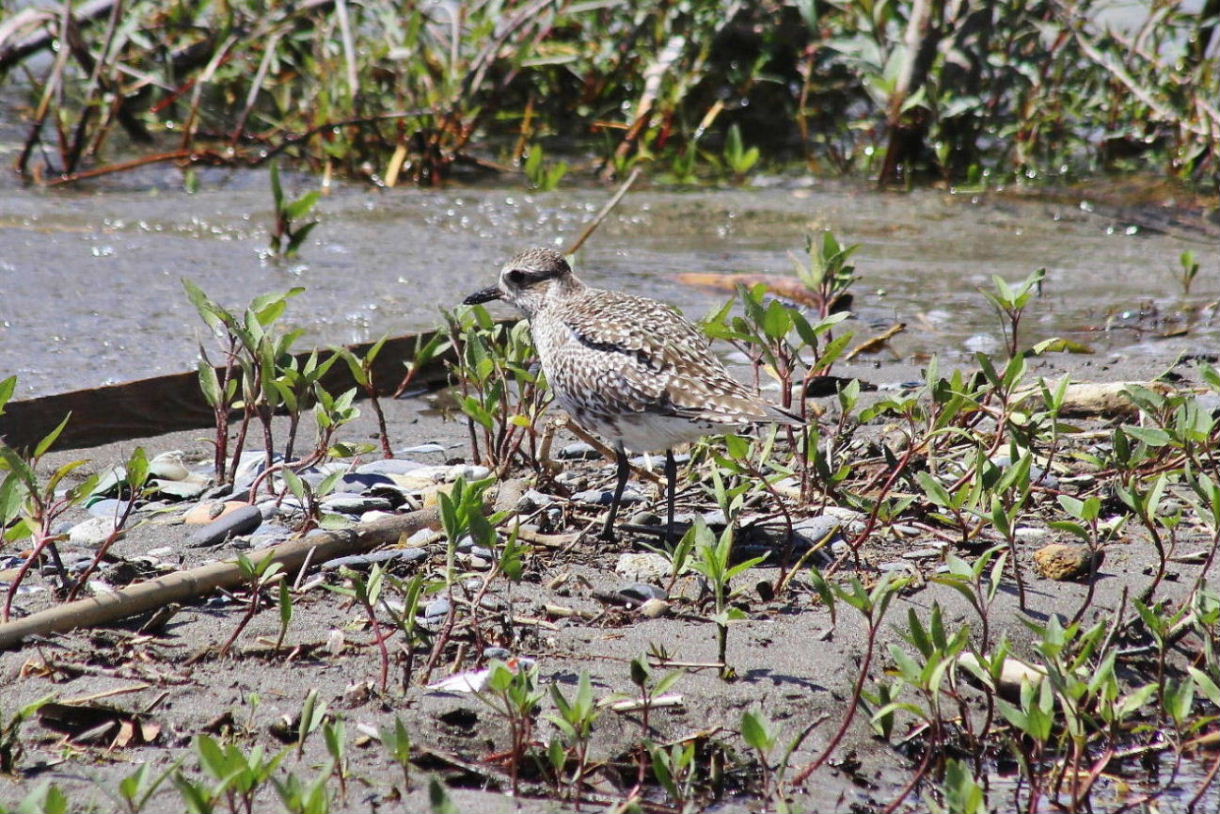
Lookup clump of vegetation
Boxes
[4,1,1217,188]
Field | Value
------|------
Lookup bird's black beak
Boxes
[463,285,503,305]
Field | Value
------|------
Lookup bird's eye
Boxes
[506,269,526,285]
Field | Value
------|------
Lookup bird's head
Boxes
[463,247,577,317]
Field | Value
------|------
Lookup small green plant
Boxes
[981,268,1046,359]
[740,708,812,812]
[546,671,602,799]
[0,412,102,617]
[296,689,329,757]
[687,519,766,680]
[182,280,306,484]
[795,569,907,783]
[1175,249,1200,296]
[321,718,348,799]
[328,564,392,691]
[445,307,549,474]
[722,123,760,179]
[523,143,569,191]
[193,734,285,814]
[269,161,321,259]
[926,758,987,814]
[114,761,181,814]
[0,695,53,775]
[272,769,332,814]
[336,338,393,458]
[475,659,544,794]
[380,716,413,791]
[219,551,287,657]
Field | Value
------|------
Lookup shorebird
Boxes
[464,247,802,541]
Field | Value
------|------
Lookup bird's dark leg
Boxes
[665,448,678,543]
[600,441,630,541]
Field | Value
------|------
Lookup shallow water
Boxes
[0,170,1215,398]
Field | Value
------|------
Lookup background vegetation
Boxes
[2,0,1218,188]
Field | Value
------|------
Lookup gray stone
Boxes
[356,459,425,475]
[616,552,671,582]
[148,450,191,481]
[68,517,122,547]
[620,583,667,602]
[338,473,394,492]
[793,515,842,547]
[557,442,599,460]
[398,442,448,455]
[423,598,452,619]
[573,488,645,506]
[322,493,393,514]
[322,548,429,570]
[188,505,263,547]
[151,477,209,500]
[86,498,130,519]
[516,489,556,513]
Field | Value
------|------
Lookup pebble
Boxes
[248,524,292,548]
[85,498,131,519]
[1033,544,1100,581]
[554,471,587,489]
[146,547,175,560]
[902,546,946,560]
[516,490,556,512]
[148,450,191,481]
[337,473,394,492]
[792,515,842,547]
[67,517,122,547]
[619,583,667,602]
[322,493,393,514]
[638,598,672,618]
[184,501,245,525]
[616,552,671,582]
[360,510,398,523]
[188,505,263,547]
[404,528,440,546]
[356,459,426,475]
[1014,526,1048,541]
[322,548,429,570]
[1196,393,1220,418]
[483,646,513,661]
[398,442,448,455]
[626,511,659,527]
[41,552,92,575]
[573,488,645,506]
[423,598,452,619]
[557,442,600,460]
[446,464,491,482]
[151,478,210,500]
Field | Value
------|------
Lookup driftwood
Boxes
[0,327,459,451]
[0,479,526,651]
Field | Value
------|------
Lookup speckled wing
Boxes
[555,288,794,426]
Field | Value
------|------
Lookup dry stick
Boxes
[0,480,525,651]
[565,166,642,255]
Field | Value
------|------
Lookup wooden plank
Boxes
[0,328,457,452]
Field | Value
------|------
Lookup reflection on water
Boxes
[0,173,1214,397]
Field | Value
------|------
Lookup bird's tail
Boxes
[762,402,805,426]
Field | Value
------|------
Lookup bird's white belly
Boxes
[605,411,716,453]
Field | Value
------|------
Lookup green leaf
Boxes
[740,709,774,752]
[34,413,72,458]
[1122,425,1172,447]
[0,375,16,414]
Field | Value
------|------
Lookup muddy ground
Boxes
[0,344,1215,813]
